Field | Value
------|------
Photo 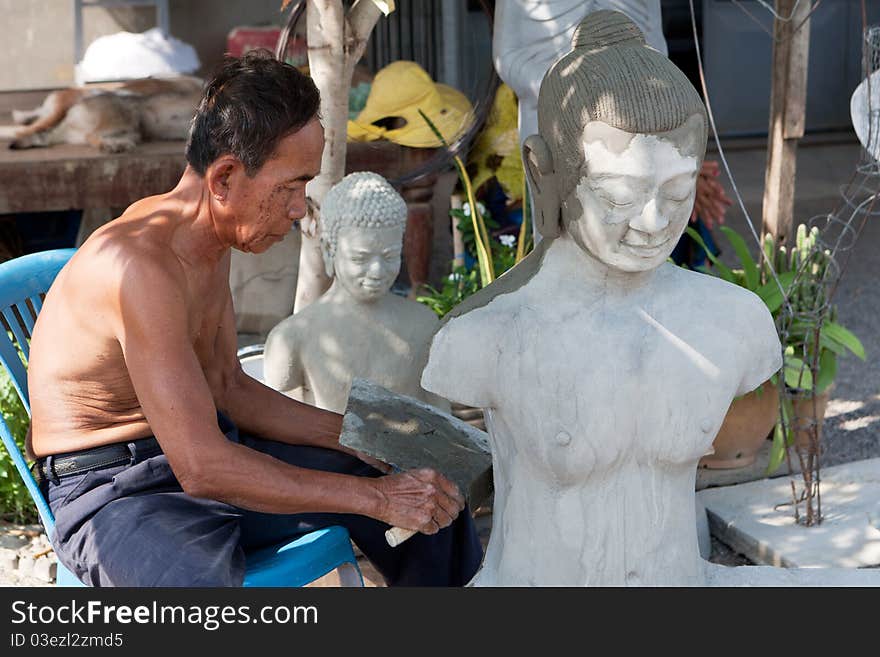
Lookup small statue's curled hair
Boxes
[320,172,408,277]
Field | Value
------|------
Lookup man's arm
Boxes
[209,291,342,451]
[212,293,395,474]
[113,254,462,533]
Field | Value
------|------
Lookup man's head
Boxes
[525,10,709,272]
[186,50,320,176]
[320,172,408,303]
[187,50,324,254]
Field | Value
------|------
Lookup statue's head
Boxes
[320,172,408,303]
[526,9,708,273]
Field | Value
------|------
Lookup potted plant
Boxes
[685,223,865,472]
[761,225,865,472]
[686,225,791,468]
[415,108,531,318]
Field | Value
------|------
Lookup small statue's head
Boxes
[528,9,708,272]
[320,171,408,303]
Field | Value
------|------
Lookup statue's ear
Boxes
[676,114,706,159]
[522,135,561,240]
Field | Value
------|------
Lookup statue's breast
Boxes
[490,301,738,485]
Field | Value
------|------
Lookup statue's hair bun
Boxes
[572,9,646,52]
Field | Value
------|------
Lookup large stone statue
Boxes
[422,10,879,587]
[264,172,450,414]
[494,0,666,156]
[496,0,733,247]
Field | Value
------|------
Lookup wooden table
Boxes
[0,140,187,214]
[0,88,442,289]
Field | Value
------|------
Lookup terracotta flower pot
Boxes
[791,388,832,450]
[699,383,779,469]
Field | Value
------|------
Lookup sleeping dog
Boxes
[0,76,203,152]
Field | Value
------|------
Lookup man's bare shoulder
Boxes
[71,217,186,298]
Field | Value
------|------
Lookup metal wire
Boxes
[752,0,807,21]
[687,0,790,309]
[729,0,824,43]
[857,26,880,174]
[689,0,880,526]
[772,12,880,523]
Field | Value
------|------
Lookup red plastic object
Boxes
[226,26,307,66]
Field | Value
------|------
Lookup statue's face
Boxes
[563,120,700,273]
[333,224,404,302]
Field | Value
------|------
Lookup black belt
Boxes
[33,436,163,485]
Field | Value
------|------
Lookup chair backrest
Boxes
[0,249,76,533]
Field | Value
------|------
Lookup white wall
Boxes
[0,0,285,91]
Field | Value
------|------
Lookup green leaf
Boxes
[719,226,759,291]
[766,422,787,474]
[684,227,737,284]
[817,330,847,356]
[755,271,795,314]
[419,108,494,286]
[783,354,814,390]
[416,264,481,318]
[767,390,795,475]
[763,233,775,271]
[815,349,837,394]
[821,321,866,360]
[0,352,37,524]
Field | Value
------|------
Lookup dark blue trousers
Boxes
[43,413,483,587]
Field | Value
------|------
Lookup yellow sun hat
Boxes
[347,60,474,148]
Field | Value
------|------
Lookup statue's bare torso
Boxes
[266,292,444,414]
[423,237,781,585]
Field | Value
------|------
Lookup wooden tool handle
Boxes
[385,526,417,547]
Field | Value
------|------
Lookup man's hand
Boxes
[372,468,466,535]
[691,160,733,229]
[333,440,394,474]
[351,448,395,474]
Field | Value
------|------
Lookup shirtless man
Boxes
[27,51,482,587]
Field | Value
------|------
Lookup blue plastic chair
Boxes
[0,249,362,587]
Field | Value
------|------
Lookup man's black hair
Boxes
[185,49,321,176]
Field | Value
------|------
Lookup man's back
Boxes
[28,193,230,457]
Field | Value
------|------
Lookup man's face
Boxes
[333,225,403,303]
[562,120,700,273]
[230,118,324,254]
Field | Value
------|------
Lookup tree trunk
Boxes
[294,0,384,313]
[761,0,811,243]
